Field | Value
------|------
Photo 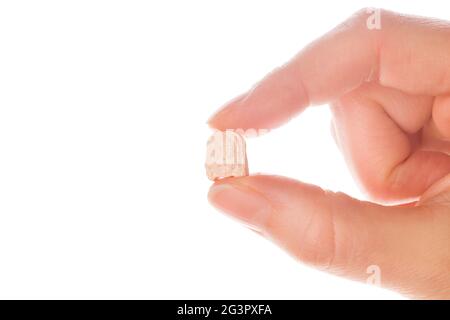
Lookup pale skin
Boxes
[207,9,450,299]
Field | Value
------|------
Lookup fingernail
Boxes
[206,105,233,128]
[207,94,246,126]
[208,183,271,231]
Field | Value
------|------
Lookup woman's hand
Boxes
[207,9,450,299]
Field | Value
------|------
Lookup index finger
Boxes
[208,9,450,130]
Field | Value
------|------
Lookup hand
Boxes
[207,9,450,299]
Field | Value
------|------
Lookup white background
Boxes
[0,1,448,299]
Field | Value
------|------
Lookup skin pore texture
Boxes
[207,9,450,299]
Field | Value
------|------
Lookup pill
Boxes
[205,130,248,180]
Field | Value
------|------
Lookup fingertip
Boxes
[207,177,273,231]
[207,94,246,130]
[207,63,310,131]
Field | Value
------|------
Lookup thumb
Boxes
[208,175,450,298]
